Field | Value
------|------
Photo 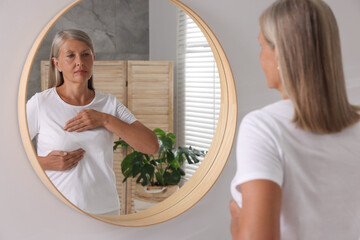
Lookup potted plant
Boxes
[113,128,206,203]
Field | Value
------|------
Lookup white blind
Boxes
[176,10,220,182]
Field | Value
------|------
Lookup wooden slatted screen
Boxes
[40,61,50,91]
[127,61,174,132]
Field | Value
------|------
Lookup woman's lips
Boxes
[75,70,86,74]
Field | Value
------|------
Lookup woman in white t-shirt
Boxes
[27,29,159,215]
[230,0,360,239]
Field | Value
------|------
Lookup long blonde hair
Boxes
[260,0,359,133]
[49,29,95,90]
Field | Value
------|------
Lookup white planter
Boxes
[135,184,179,203]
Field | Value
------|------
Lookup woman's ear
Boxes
[52,57,61,72]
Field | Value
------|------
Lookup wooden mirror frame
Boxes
[18,0,237,226]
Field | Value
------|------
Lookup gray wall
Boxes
[1,0,360,239]
[27,0,149,100]
[149,0,177,61]
[149,0,178,135]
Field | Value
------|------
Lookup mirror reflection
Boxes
[26,0,220,215]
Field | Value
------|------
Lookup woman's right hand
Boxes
[37,148,85,171]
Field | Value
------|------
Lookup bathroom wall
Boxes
[0,0,359,239]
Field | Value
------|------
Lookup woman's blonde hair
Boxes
[49,29,95,90]
[260,0,359,133]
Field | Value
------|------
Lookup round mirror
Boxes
[18,0,237,226]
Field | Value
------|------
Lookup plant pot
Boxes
[135,183,179,203]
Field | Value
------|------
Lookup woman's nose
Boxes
[75,55,84,67]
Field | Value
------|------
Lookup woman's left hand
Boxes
[64,109,105,132]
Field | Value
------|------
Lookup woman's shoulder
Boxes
[28,87,56,102]
[93,90,125,109]
[243,100,293,124]
[239,100,295,140]
[94,90,117,102]
[261,99,294,119]
[92,90,130,116]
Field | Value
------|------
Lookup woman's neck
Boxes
[56,83,94,106]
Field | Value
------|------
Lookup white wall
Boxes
[0,0,359,239]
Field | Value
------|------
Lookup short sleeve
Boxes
[115,100,137,124]
[26,94,40,140]
[230,111,283,207]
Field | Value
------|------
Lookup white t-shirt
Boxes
[27,87,137,214]
[231,99,360,240]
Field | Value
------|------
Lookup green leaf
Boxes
[174,153,183,166]
[121,151,138,178]
[175,146,207,165]
[154,128,166,137]
[155,171,164,186]
[144,164,155,175]
[137,175,148,186]
[169,160,179,169]
[164,169,181,185]
[184,153,193,164]
[160,136,173,150]
[166,151,175,165]
[131,153,145,170]
[178,167,185,176]
[137,164,155,186]
[113,138,131,151]
[122,176,129,183]
[113,141,121,151]
[166,132,176,145]
[131,161,142,178]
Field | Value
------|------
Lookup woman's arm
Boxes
[230,180,282,240]
[103,115,159,154]
[64,109,159,154]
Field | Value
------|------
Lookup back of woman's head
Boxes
[260,0,359,133]
[49,29,95,90]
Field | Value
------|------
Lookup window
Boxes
[176,10,221,182]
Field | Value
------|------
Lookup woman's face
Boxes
[258,32,282,93]
[53,39,95,86]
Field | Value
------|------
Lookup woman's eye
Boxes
[82,53,90,57]
[66,54,74,58]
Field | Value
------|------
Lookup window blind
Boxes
[176,10,220,182]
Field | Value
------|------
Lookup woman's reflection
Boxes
[26,29,159,215]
